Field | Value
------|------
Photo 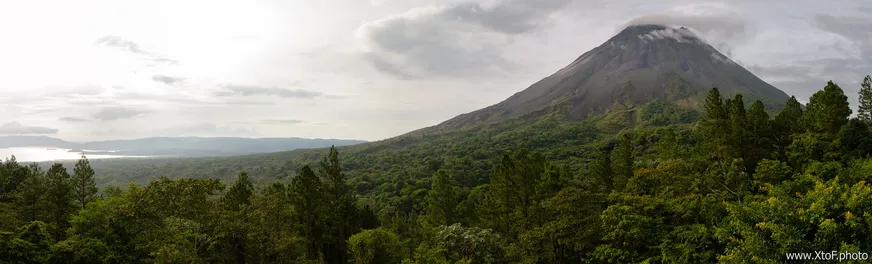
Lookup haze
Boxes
[0,0,869,142]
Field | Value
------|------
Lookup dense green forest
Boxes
[3,76,872,263]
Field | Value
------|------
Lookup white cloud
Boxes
[0,0,868,142]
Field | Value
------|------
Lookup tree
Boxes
[774,96,805,157]
[775,96,805,134]
[222,172,254,211]
[746,100,773,172]
[318,146,356,264]
[507,187,606,263]
[424,170,459,227]
[858,75,872,123]
[805,81,852,135]
[701,88,729,159]
[726,94,748,160]
[611,132,634,191]
[221,172,255,264]
[16,164,47,223]
[837,118,872,161]
[486,149,546,238]
[289,165,325,260]
[72,156,97,210]
[424,224,503,264]
[44,163,75,240]
[588,150,613,192]
[347,228,403,264]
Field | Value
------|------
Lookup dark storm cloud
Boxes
[0,122,58,134]
[152,75,185,85]
[356,0,571,78]
[92,107,150,121]
[58,117,90,122]
[219,85,323,99]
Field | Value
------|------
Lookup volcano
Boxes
[433,24,791,130]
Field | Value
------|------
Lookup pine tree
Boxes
[746,100,772,173]
[290,165,325,260]
[727,94,748,160]
[774,96,805,158]
[221,172,255,264]
[611,132,634,191]
[16,163,47,222]
[318,146,355,264]
[775,96,805,134]
[222,172,254,210]
[589,150,614,192]
[837,118,872,161]
[858,75,872,123]
[701,88,729,159]
[805,81,852,136]
[424,170,459,227]
[704,88,728,121]
[45,163,75,240]
[72,155,97,209]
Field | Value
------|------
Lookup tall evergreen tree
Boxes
[318,146,355,264]
[774,96,805,158]
[726,94,749,160]
[701,88,729,159]
[424,170,459,227]
[16,164,47,223]
[746,100,772,172]
[805,81,852,136]
[44,163,74,240]
[704,88,728,121]
[222,172,254,211]
[222,172,255,264]
[837,118,872,161]
[289,165,325,261]
[72,155,97,210]
[858,75,872,123]
[774,96,805,134]
[485,149,546,238]
[611,132,634,191]
[589,150,614,192]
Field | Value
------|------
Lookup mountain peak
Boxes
[613,24,703,44]
[428,23,790,131]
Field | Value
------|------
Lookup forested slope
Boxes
[2,77,872,263]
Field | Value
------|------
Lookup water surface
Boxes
[0,147,145,162]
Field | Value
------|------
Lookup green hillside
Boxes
[4,81,872,263]
[75,98,699,189]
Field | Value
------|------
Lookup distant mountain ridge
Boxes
[430,24,791,131]
[0,136,366,157]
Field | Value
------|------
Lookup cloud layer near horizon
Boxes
[0,0,869,141]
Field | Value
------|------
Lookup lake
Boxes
[0,147,146,162]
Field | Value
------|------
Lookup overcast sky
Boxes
[0,0,869,142]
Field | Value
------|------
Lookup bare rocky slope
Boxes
[430,24,790,131]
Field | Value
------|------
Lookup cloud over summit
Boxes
[356,0,572,78]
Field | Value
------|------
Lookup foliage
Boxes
[348,228,403,264]
[0,80,870,263]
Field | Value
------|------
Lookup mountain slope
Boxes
[432,24,790,131]
[78,24,794,186]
